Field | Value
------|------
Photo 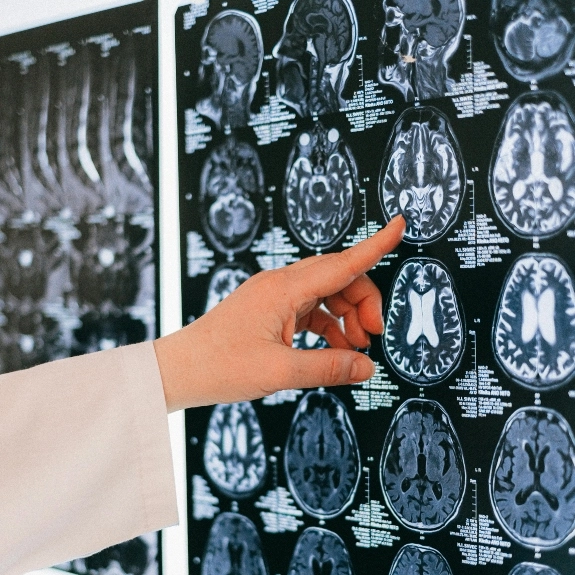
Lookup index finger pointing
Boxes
[291,215,405,298]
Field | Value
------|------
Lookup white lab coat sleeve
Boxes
[0,341,178,574]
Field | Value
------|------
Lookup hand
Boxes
[154,215,405,412]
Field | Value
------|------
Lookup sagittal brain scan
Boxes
[490,407,575,550]
[389,544,453,575]
[378,0,466,101]
[383,258,464,384]
[493,253,575,390]
[200,137,264,255]
[273,0,358,116]
[203,402,267,499]
[284,123,357,250]
[285,391,360,519]
[201,513,269,575]
[380,106,466,243]
[490,91,575,238]
[196,10,263,129]
[204,263,251,313]
[380,399,466,531]
[287,527,354,575]
[491,0,575,81]
[508,564,562,575]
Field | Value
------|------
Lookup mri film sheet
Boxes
[0,3,161,574]
[179,1,575,574]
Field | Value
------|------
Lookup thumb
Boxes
[280,348,376,389]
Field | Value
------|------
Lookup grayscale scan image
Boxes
[378,0,466,101]
[490,91,575,239]
[491,0,575,81]
[490,407,575,550]
[201,512,269,575]
[508,564,562,575]
[285,390,361,519]
[273,0,358,116]
[380,106,466,243]
[383,258,464,384]
[284,123,357,250]
[493,253,575,390]
[389,544,453,575]
[292,330,329,349]
[203,401,267,499]
[287,527,354,575]
[380,399,466,531]
[196,10,263,130]
[200,136,264,256]
[204,262,252,313]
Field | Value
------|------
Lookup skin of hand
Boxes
[154,215,405,412]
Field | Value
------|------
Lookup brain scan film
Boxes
[380,106,466,243]
[204,402,267,499]
[389,544,453,575]
[293,330,329,349]
[490,91,575,239]
[201,512,269,575]
[508,564,562,575]
[491,0,575,82]
[200,137,264,255]
[196,10,263,129]
[493,253,575,390]
[284,123,357,250]
[490,407,575,550]
[285,391,360,519]
[378,0,466,101]
[273,0,358,116]
[383,258,464,384]
[380,399,466,531]
[204,263,251,313]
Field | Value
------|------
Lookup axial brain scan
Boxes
[383,258,464,384]
[200,137,264,255]
[203,402,267,499]
[285,391,360,519]
[490,407,575,549]
[201,513,269,575]
[196,10,263,129]
[490,91,575,238]
[493,253,575,390]
[389,544,453,575]
[284,123,357,250]
[273,0,358,116]
[204,263,251,313]
[380,399,466,531]
[287,527,354,575]
[508,564,562,575]
[380,106,465,243]
[378,0,466,101]
[491,0,575,81]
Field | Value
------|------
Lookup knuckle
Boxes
[326,353,348,385]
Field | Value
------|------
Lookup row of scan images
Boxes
[202,517,564,575]
[204,250,575,391]
[193,0,575,128]
[199,89,575,260]
[202,393,575,551]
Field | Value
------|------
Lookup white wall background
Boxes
[0,1,189,574]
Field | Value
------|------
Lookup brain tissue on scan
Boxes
[493,253,575,390]
[491,0,575,81]
[508,564,562,575]
[200,136,264,256]
[201,513,269,575]
[273,0,358,116]
[490,90,575,238]
[285,391,360,519]
[204,263,251,314]
[380,106,466,243]
[490,407,575,550]
[389,544,453,575]
[383,258,465,384]
[287,527,354,575]
[203,402,267,499]
[284,123,357,250]
[380,398,466,532]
